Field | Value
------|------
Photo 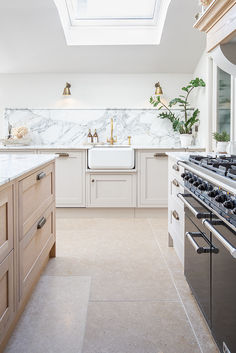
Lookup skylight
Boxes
[75,0,157,20]
[54,0,172,45]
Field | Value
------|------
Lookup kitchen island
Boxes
[0,154,56,352]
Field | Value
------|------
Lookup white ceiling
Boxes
[0,0,205,74]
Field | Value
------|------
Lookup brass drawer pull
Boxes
[172,210,179,221]
[56,152,69,157]
[172,179,179,187]
[36,172,46,181]
[37,217,46,229]
[154,153,166,158]
[172,164,179,172]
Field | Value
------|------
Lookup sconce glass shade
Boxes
[63,82,71,96]
[155,82,163,95]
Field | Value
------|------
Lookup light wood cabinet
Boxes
[19,204,55,300]
[0,251,14,344]
[18,163,55,239]
[194,0,236,52]
[138,151,168,207]
[0,160,56,351]
[0,185,14,264]
[87,173,136,207]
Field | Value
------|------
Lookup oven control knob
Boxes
[198,183,207,191]
[181,173,186,179]
[223,200,235,209]
[208,190,218,198]
[184,174,192,181]
[193,180,200,187]
[207,185,213,192]
[233,208,236,215]
[215,194,227,203]
[188,178,195,184]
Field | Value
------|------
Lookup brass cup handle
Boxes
[56,152,69,157]
[172,179,179,187]
[172,164,179,172]
[172,210,179,221]
[154,153,166,158]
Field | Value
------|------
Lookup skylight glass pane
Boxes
[75,0,157,20]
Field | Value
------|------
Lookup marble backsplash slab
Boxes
[4,108,184,147]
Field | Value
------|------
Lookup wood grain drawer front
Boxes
[0,185,14,264]
[20,204,55,299]
[0,251,14,342]
[88,174,136,207]
[19,163,55,239]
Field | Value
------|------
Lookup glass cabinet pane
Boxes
[217,68,231,135]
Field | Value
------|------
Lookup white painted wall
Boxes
[0,73,192,136]
[191,51,211,150]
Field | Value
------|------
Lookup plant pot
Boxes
[216,141,228,153]
[180,134,192,147]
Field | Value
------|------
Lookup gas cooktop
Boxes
[189,155,236,180]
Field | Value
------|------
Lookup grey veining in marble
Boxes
[5,108,184,147]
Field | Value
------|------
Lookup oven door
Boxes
[203,219,236,353]
[178,193,213,325]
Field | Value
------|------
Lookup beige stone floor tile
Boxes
[82,301,201,353]
[4,276,91,353]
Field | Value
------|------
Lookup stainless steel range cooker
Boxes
[177,154,236,353]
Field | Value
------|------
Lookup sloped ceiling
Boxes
[0,0,205,73]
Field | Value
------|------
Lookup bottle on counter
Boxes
[93,129,98,144]
[87,129,93,144]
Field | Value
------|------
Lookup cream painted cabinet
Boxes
[138,151,168,207]
[39,151,86,207]
[55,151,86,207]
[87,173,136,207]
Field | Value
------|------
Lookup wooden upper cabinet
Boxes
[0,185,14,264]
[194,0,236,52]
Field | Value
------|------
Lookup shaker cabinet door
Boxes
[138,151,168,207]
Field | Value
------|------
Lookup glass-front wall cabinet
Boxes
[217,67,231,135]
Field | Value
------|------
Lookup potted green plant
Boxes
[150,78,206,147]
[213,131,230,153]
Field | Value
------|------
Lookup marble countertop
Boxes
[0,144,205,151]
[0,154,57,186]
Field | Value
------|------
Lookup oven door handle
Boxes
[203,219,236,259]
[186,232,218,254]
[177,193,211,219]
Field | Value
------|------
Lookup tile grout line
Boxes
[148,219,204,353]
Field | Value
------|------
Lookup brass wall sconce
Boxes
[155,82,163,95]
[63,82,71,96]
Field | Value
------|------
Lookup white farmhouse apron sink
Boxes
[88,147,134,169]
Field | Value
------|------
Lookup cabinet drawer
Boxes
[20,204,55,299]
[0,251,14,343]
[168,197,185,245]
[19,163,55,239]
[0,185,14,264]
[169,173,184,201]
[168,157,184,180]
[87,173,136,207]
